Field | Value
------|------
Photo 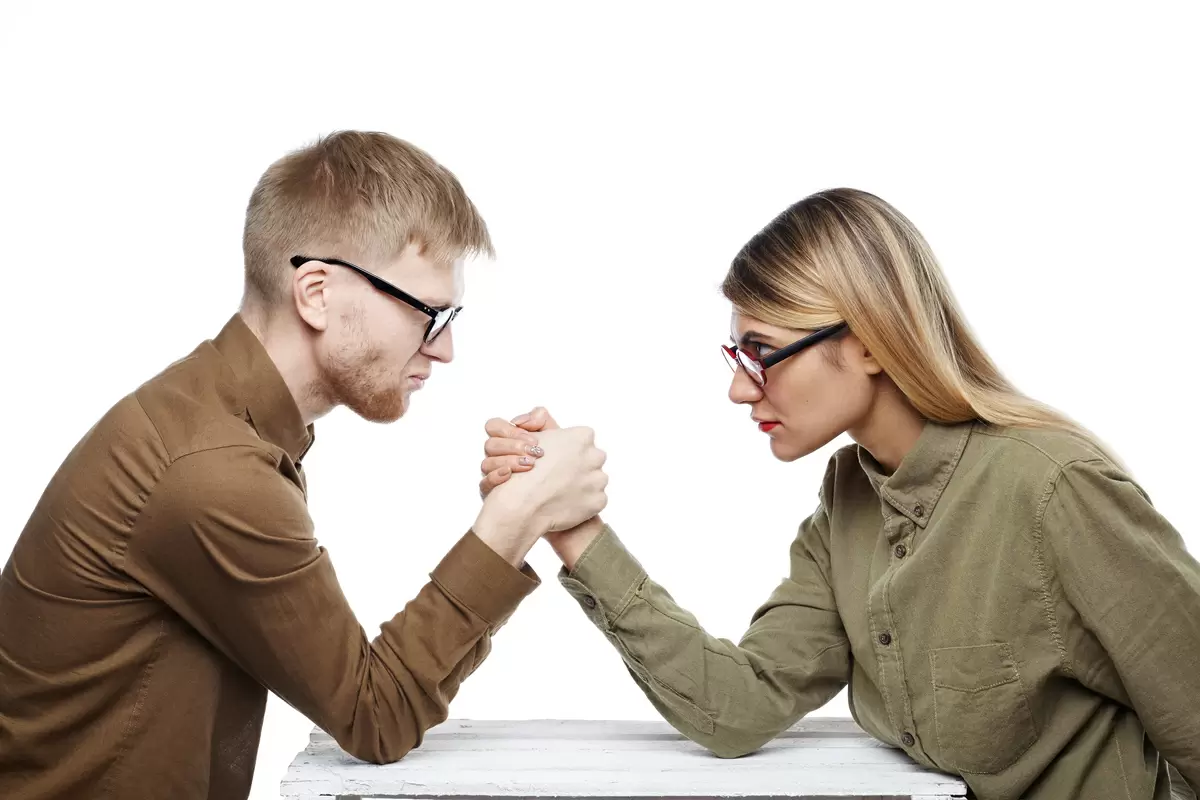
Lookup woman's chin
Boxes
[768,430,832,463]
[768,436,805,462]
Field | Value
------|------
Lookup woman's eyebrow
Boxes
[738,330,773,347]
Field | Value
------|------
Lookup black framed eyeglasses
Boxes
[721,321,849,386]
[290,255,461,344]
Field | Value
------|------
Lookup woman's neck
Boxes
[849,376,927,473]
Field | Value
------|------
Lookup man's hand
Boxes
[472,423,607,566]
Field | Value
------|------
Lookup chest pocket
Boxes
[930,643,1039,774]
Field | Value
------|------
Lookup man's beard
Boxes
[324,346,408,422]
[318,309,409,423]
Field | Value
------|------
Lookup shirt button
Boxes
[901,732,915,747]
[913,504,924,517]
[878,631,892,646]
[894,543,908,559]
[583,596,597,609]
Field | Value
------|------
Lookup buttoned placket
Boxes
[867,502,926,762]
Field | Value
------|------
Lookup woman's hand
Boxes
[478,406,605,571]
[478,407,560,498]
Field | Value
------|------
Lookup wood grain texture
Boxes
[279,719,967,800]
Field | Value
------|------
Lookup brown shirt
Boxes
[0,313,540,800]
[560,421,1199,800]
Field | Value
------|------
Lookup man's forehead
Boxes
[383,250,463,282]
[408,265,464,307]
[380,244,459,272]
[376,250,465,303]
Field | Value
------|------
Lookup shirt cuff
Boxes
[431,531,540,627]
[557,524,647,628]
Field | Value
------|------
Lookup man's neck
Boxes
[237,308,331,426]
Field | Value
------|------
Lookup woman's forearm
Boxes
[546,516,606,571]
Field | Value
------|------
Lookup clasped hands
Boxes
[469,407,607,570]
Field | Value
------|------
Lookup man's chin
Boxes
[347,391,409,424]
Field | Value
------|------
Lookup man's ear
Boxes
[293,262,331,332]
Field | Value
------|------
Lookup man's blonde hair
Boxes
[242,130,494,307]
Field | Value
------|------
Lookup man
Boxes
[0,131,608,800]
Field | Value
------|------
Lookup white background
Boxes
[2,3,1197,798]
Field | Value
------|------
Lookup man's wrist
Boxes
[472,499,544,567]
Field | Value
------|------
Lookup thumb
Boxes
[512,406,559,432]
[478,466,513,499]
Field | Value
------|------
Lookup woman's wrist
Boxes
[546,516,605,572]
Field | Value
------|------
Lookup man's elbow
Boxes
[338,727,422,764]
[331,671,446,763]
[362,742,414,765]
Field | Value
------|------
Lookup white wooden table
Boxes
[280,719,968,800]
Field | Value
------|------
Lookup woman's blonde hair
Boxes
[722,188,1120,466]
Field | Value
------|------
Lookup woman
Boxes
[478,189,1199,800]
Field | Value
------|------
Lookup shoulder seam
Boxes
[133,394,278,467]
[123,371,285,571]
[120,441,281,576]
[133,393,169,461]
[1031,464,1070,677]
[970,428,1070,468]
[170,442,279,463]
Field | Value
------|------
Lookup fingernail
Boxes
[527,445,544,457]
[512,414,531,425]
[519,456,531,466]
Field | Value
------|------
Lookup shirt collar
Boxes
[212,312,314,465]
[857,420,973,526]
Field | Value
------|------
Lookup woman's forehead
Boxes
[730,311,785,341]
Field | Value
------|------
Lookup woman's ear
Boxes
[846,333,883,376]
[860,344,884,376]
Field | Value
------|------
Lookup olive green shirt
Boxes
[560,421,1200,800]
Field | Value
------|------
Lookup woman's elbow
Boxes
[701,728,773,759]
